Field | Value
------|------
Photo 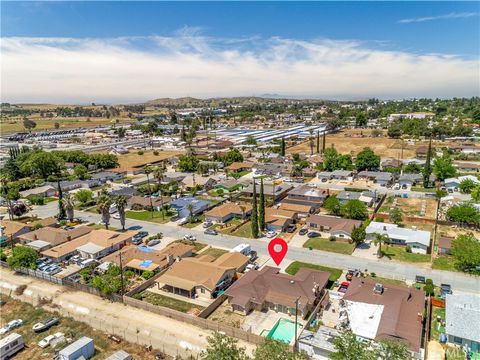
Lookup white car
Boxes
[0,319,23,334]
[38,332,64,348]
[183,234,196,242]
[178,217,189,225]
[266,230,277,238]
[112,213,121,219]
[393,183,400,190]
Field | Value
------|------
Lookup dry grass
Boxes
[113,150,183,169]
[380,196,437,219]
[207,299,245,328]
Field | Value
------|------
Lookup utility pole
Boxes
[294,297,300,353]
[119,250,125,301]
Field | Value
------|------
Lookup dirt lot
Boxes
[0,296,163,360]
[436,224,480,239]
[113,149,183,169]
[207,299,245,329]
[380,196,437,219]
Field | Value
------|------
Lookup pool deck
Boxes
[242,310,306,337]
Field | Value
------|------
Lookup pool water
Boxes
[266,318,300,343]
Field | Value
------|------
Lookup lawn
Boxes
[181,215,205,228]
[430,306,446,342]
[285,261,342,289]
[134,291,204,313]
[199,247,228,259]
[303,237,356,255]
[214,219,254,238]
[171,239,207,253]
[231,221,254,238]
[0,296,160,359]
[432,256,458,272]
[411,186,437,193]
[366,275,407,287]
[87,223,118,231]
[125,210,172,224]
[381,245,431,263]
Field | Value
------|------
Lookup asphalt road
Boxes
[31,202,480,294]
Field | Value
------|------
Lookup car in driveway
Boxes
[134,231,149,240]
[440,283,452,298]
[266,230,277,238]
[128,225,142,231]
[204,229,218,236]
[299,228,308,236]
[112,213,121,220]
[307,231,320,238]
[0,319,23,335]
[177,217,189,225]
[147,239,161,247]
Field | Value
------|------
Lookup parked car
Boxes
[0,319,23,335]
[299,228,309,236]
[440,284,452,298]
[112,213,120,219]
[32,317,59,333]
[147,239,161,247]
[338,282,350,293]
[38,334,56,348]
[134,231,149,240]
[128,225,142,231]
[63,226,74,231]
[266,230,277,238]
[178,217,189,225]
[286,224,296,233]
[249,250,258,262]
[204,229,218,236]
[415,275,426,284]
[183,234,196,242]
[245,263,259,273]
[203,221,213,228]
[307,231,320,238]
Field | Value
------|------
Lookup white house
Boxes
[445,294,480,354]
[365,221,431,254]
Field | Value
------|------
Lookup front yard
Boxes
[285,261,342,288]
[303,237,356,255]
[381,245,431,263]
[199,247,228,259]
[432,256,458,272]
[214,219,254,238]
[133,290,205,313]
[125,210,173,224]
[171,239,208,253]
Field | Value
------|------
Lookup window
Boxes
[201,288,205,294]
[11,340,17,346]
[453,336,463,345]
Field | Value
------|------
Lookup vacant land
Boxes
[285,261,342,288]
[214,219,254,238]
[171,239,207,253]
[207,299,245,328]
[303,237,356,255]
[114,150,183,169]
[379,197,437,219]
[135,290,204,314]
[0,296,162,360]
[381,245,431,263]
[432,256,458,272]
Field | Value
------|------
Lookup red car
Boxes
[338,282,350,293]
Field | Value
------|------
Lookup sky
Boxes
[1,1,479,103]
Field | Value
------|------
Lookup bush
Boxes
[142,270,155,280]
[29,197,45,205]
[405,245,412,253]
[137,150,144,155]
[153,151,159,156]
[329,236,337,242]
[376,217,384,223]
[424,283,435,296]
[370,272,376,277]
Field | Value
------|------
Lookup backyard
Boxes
[303,237,356,255]
[134,290,205,314]
[379,196,437,219]
[285,261,342,289]
[381,245,431,263]
[207,299,245,328]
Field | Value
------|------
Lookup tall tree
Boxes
[143,165,154,218]
[433,154,456,181]
[423,137,432,188]
[62,193,75,222]
[330,330,370,360]
[97,193,112,230]
[57,181,66,220]
[258,179,265,232]
[251,180,259,238]
[280,137,286,156]
[115,195,128,231]
[153,166,165,219]
[322,131,326,153]
[373,233,390,258]
[316,130,320,153]
[309,129,314,155]
[201,332,249,360]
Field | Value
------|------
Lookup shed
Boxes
[58,336,95,360]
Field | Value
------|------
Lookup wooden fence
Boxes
[198,294,227,319]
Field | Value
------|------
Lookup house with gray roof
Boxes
[357,171,393,187]
[365,221,431,254]
[331,170,354,180]
[169,197,211,218]
[445,294,480,353]
[398,173,435,187]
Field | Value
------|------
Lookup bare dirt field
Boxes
[436,225,480,239]
[380,196,438,219]
[113,150,183,169]
[207,299,245,329]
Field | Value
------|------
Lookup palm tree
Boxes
[152,166,165,219]
[115,195,128,231]
[240,205,246,219]
[97,193,112,230]
[372,233,390,258]
[143,165,154,218]
[0,174,13,220]
[186,203,194,223]
[309,129,314,156]
[62,194,75,222]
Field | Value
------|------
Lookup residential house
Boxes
[254,163,293,177]
[342,278,425,357]
[444,175,480,190]
[215,179,244,193]
[357,171,393,187]
[225,162,254,173]
[454,162,480,173]
[156,255,245,299]
[365,221,431,254]
[0,220,32,243]
[41,229,135,261]
[127,195,171,211]
[451,144,480,155]
[398,173,434,188]
[317,171,333,181]
[381,158,402,169]
[241,182,293,203]
[101,243,194,273]
[47,180,89,192]
[108,187,139,199]
[337,190,376,207]
[205,203,252,223]
[438,236,454,255]
[283,184,328,209]
[18,226,94,251]
[445,294,480,353]
[225,266,329,317]
[415,146,429,158]
[264,207,297,232]
[278,203,314,217]
[169,197,211,218]
[306,214,362,240]
[20,185,56,198]
[90,171,124,183]
[181,175,217,191]
[331,170,354,180]
[163,172,189,183]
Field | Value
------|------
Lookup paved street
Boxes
[30,202,480,294]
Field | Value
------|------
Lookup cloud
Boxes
[1,34,479,103]
[399,12,479,24]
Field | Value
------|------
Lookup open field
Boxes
[113,150,183,169]
[0,296,162,360]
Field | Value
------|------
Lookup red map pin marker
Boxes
[268,237,288,266]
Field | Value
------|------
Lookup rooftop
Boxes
[445,294,480,343]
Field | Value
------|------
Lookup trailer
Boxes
[230,243,251,256]
[58,336,95,360]
[0,333,24,360]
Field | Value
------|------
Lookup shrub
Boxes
[376,217,384,223]
[153,151,159,156]
[405,245,412,253]
[142,270,155,280]
[137,150,144,155]
[329,236,337,242]
[370,272,376,277]
[424,283,435,296]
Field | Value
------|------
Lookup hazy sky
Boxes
[1,1,479,103]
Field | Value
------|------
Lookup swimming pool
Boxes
[265,318,300,343]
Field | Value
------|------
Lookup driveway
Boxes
[352,241,379,261]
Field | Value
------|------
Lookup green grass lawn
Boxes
[87,223,118,231]
[411,186,437,193]
[215,219,254,238]
[171,239,208,253]
[125,210,173,223]
[367,275,407,287]
[432,256,458,272]
[381,245,431,263]
[303,237,356,255]
[199,247,228,259]
[133,291,205,313]
[285,261,342,289]
[430,306,445,342]
[231,221,254,238]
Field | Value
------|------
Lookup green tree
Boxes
[423,278,435,296]
[246,135,257,146]
[62,193,75,222]
[446,203,480,226]
[115,194,128,230]
[97,193,112,229]
[19,151,64,179]
[201,332,249,360]
[375,339,410,360]
[351,226,366,245]
[7,246,38,269]
[324,195,342,216]
[341,200,368,220]
[330,330,371,360]
[23,118,37,131]
[254,338,308,360]
[471,186,480,202]
[423,137,432,188]
[459,179,476,194]
[186,203,195,223]
[389,208,403,225]
[57,181,66,220]
[141,270,155,280]
[451,234,480,273]
[323,147,339,171]
[74,189,93,207]
[316,131,320,154]
[223,148,244,166]
[258,179,265,231]
[433,154,456,181]
[373,233,390,258]
[280,137,286,156]
[178,154,200,172]
[251,180,259,238]
[355,112,367,127]
[355,147,380,171]
[404,163,423,173]
[387,123,402,138]
[73,164,90,180]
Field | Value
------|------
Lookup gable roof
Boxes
[205,203,252,218]
[445,294,480,343]
[19,226,93,246]
[307,214,362,235]
[365,222,431,247]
